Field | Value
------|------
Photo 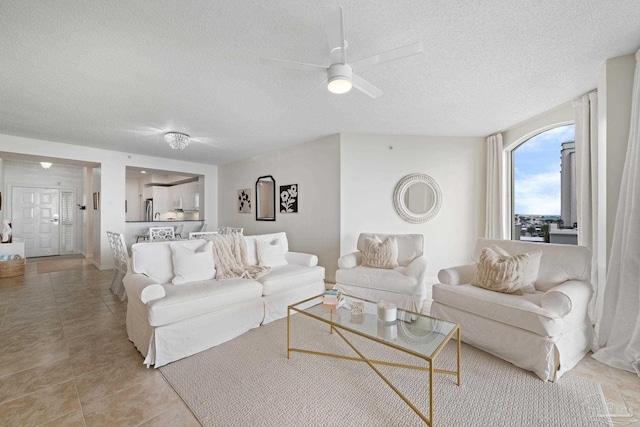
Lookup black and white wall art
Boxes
[280,184,298,213]
[238,189,252,213]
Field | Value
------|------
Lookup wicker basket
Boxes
[0,254,25,278]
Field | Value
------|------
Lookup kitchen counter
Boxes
[124,221,207,248]
[126,220,203,223]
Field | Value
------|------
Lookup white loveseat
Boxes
[123,232,325,367]
[335,233,429,313]
[431,238,593,381]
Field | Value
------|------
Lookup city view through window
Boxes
[512,124,578,244]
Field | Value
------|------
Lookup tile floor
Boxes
[0,256,199,427]
[0,256,638,426]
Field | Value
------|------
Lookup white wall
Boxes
[218,135,341,281]
[219,132,486,281]
[0,133,218,269]
[125,178,140,221]
[340,133,486,278]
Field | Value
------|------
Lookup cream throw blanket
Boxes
[202,233,270,280]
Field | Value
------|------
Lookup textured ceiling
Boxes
[1,1,639,166]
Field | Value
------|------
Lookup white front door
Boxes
[11,187,60,257]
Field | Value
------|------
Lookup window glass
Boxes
[512,125,577,244]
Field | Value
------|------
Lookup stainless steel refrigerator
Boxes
[145,199,153,222]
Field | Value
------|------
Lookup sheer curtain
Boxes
[592,49,640,376]
[485,133,507,239]
[573,91,601,325]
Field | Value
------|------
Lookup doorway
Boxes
[11,186,62,257]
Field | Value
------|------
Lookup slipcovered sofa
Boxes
[123,232,325,367]
[431,238,593,381]
[335,233,429,313]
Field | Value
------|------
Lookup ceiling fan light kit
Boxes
[327,63,353,94]
[165,132,191,150]
[261,6,423,99]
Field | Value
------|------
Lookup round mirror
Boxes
[393,173,442,223]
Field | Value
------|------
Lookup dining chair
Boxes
[149,227,176,241]
[174,224,184,238]
[189,231,219,239]
[135,230,150,243]
[106,231,130,301]
[219,227,244,235]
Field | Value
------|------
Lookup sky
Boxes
[513,124,575,216]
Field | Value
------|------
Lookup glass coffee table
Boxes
[287,294,460,426]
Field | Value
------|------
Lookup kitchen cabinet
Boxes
[152,186,168,215]
[183,181,199,210]
[169,181,199,211]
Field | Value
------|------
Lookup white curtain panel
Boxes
[485,133,507,239]
[573,91,600,325]
[592,50,640,376]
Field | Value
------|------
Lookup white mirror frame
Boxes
[393,173,442,223]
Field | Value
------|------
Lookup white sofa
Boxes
[335,233,429,313]
[431,238,593,381]
[123,232,325,367]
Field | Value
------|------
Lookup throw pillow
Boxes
[361,236,399,269]
[490,245,542,294]
[171,241,216,285]
[257,239,288,267]
[472,247,536,295]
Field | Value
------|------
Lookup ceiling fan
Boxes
[261,6,423,99]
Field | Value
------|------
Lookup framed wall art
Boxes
[279,184,298,213]
[238,188,252,213]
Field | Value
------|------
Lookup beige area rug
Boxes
[160,315,609,427]
[36,256,91,273]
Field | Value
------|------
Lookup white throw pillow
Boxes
[257,239,288,267]
[361,236,399,269]
[491,244,541,294]
[472,247,541,295]
[171,241,216,285]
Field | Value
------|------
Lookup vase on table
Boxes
[2,220,11,243]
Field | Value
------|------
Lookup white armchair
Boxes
[431,238,594,381]
[335,233,428,313]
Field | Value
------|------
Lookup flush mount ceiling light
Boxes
[164,132,191,150]
[40,162,52,169]
[327,64,352,94]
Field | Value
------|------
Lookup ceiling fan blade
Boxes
[322,5,346,64]
[351,41,423,71]
[352,73,383,98]
[260,57,327,73]
[303,78,328,99]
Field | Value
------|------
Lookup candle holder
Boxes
[377,300,397,322]
[350,301,365,316]
[350,301,365,324]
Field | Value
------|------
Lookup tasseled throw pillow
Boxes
[361,236,399,269]
[472,247,539,295]
[490,244,541,294]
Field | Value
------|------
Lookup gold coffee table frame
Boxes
[287,295,460,426]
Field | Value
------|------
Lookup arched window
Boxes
[511,124,577,244]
